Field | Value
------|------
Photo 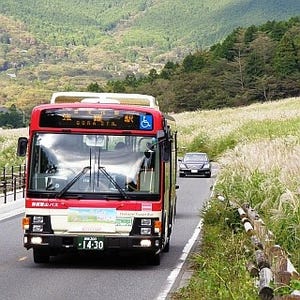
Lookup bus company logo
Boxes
[31,201,59,208]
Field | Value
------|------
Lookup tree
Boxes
[211,28,241,61]
[160,61,178,79]
[274,28,300,76]
[124,73,138,88]
[245,34,276,89]
[106,80,126,93]
[87,82,104,92]
[0,104,25,128]
[244,25,258,43]
[182,52,206,73]
[259,20,288,41]
[147,69,159,83]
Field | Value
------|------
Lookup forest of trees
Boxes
[1,0,298,50]
[89,17,300,113]
[0,105,25,128]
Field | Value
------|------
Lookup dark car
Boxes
[179,152,211,178]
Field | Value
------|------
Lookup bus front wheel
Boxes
[33,248,50,263]
[148,253,160,266]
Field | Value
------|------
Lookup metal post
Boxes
[2,167,6,204]
[3,180,6,204]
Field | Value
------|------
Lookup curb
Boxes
[0,198,25,221]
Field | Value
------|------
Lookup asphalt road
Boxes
[0,175,214,300]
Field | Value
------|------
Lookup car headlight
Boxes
[203,163,210,168]
[179,163,186,169]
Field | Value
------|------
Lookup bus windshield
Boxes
[28,133,160,198]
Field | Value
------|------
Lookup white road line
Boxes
[157,182,216,299]
[156,219,203,300]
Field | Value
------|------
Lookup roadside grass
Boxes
[172,97,300,299]
[172,200,258,300]
[0,127,27,168]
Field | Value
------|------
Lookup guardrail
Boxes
[217,195,300,299]
[0,165,26,204]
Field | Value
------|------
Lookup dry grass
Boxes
[174,96,300,219]
[174,97,300,147]
[0,127,28,147]
[0,127,28,167]
[173,96,300,281]
[174,97,300,299]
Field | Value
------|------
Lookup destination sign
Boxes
[39,108,153,130]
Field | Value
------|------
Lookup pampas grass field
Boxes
[172,96,300,299]
[174,97,300,258]
[0,127,28,168]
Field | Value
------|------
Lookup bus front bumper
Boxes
[24,233,161,254]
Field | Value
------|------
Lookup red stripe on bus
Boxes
[25,198,162,211]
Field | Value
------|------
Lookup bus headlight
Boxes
[32,224,44,232]
[140,239,151,247]
[141,227,152,235]
[31,237,43,244]
[33,216,44,223]
[141,218,152,226]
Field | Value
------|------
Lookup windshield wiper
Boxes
[98,166,128,199]
[56,166,91,198]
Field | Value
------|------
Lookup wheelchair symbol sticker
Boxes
[139,115,153,130]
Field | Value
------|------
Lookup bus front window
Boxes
[28,133,160,197]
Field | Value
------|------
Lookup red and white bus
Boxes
[17,92,178,265]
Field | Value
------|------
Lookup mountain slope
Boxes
[0,0,299,112]
[1,0,300,54]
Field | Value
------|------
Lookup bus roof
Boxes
[50,92,159,109]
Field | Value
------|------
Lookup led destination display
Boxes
[39,108,153,130]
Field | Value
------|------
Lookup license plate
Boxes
[77,236,104,250]
[191,170,198,173]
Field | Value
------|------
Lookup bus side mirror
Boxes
[17,137,28,156]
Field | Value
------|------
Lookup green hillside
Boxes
[104,17,300,113]
[0,0,299,118]
[1,0,300,51]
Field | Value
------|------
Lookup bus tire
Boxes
[163,239,170,253]
[148,253,160,266]
[33,248,50,263]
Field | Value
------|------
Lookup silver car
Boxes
[179,152,211,178]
